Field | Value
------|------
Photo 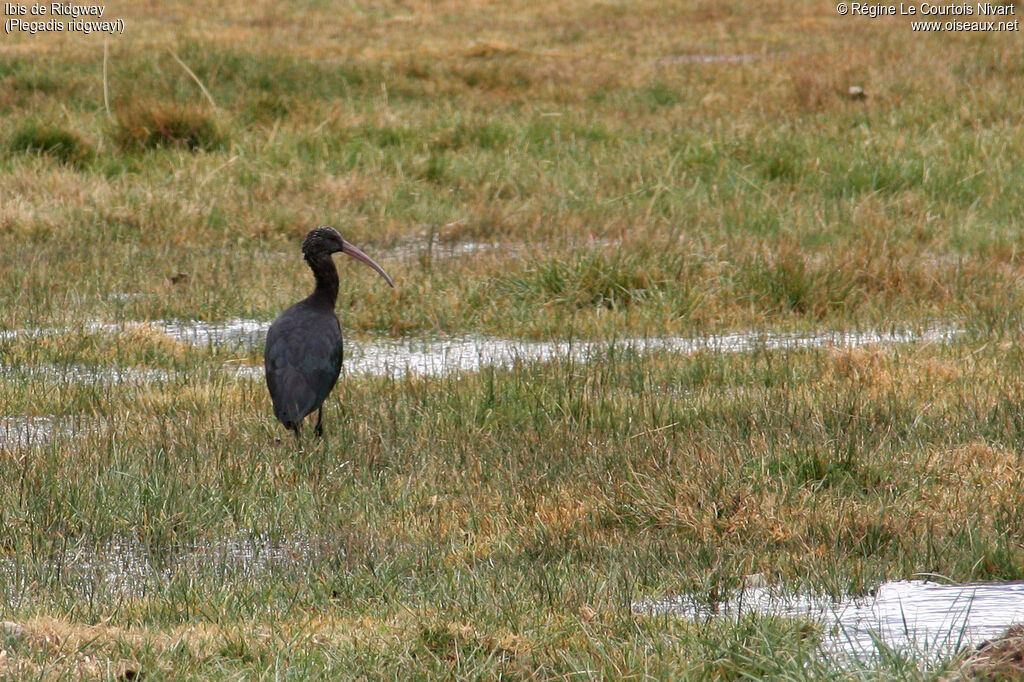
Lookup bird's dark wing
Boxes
[264,307,343,428]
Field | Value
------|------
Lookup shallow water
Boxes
[162,320,962,379]
[303,325,963,379]
[11,537,1021,669]
[0,415,95,450]
[0,361,173,385]
[1,319,965,381]
[383,233,626,263]
[0,319,265,348]
[156,318,267,347]
[385,235,505,261]
[638,580,1024,665]
[0,417,59,449]
[0,533,317,603]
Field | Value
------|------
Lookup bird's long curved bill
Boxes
[341,240,395,288]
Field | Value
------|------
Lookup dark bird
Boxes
[264,226,394,438]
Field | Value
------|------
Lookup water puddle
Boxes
[0,320,264,348]
[0,417,59,449]
[383,234,617,262]
[2,319,964,381]
[386,236,504,261]
[1,362,173,385]
[0,321,124,342]
[106,292,149,302]
[224,326,962,380]
[156,318,266,348]
[334,325,962,378]
[0,416,95,450]
[0,533,318,601]
[638,580,1024,665]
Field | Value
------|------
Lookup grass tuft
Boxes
[8,122,92,167]
[495,249,686,312]
[111,101,226,152]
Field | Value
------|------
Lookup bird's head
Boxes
[302,226,347,258]
[302,226,394,287]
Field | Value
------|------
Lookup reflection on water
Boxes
[637,580,1024,665]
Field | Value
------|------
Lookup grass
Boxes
[7,122,93,167]
[1,0,1023,678]
[111,101,226,151]
[3,335,1024,678]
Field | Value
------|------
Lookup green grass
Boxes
[2,331,1024,677]
[1,0,1023,677]
[7,122,93,167]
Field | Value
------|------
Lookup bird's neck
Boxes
[306,252,339,307]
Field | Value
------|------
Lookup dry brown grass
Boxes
[949,624,1024,680]
[112,100,225,151]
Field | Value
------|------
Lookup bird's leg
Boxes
[291,422,302,441]
[314,407,324,438]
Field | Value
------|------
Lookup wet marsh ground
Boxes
[2,0,1024,678]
